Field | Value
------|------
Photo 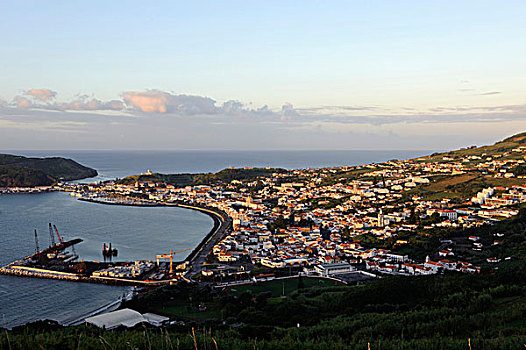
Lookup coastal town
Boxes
[45,139,526,284]
[4,1,526,346]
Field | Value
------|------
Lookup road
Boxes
[176,204,232,279]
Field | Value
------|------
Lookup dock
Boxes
[1,203,230,287]
[0,238,188,287]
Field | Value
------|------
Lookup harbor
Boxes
[0,237,188,287]
[0,199,230,288]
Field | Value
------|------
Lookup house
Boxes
[438,250,454,257]
[365,261,379,270]
[438,259,456,270]
[402,263,432,275]
[439,210,458,221]
[424,261,443,273]
[378,264,398,274]
[143,313,170,327]
[314,262,354,277]
[384,252,409,263]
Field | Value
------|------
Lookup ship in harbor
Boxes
[0,223,191,286]
[41,223,81,264]
[0,223,85,280]
[102,243,118,258]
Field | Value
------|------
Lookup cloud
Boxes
[120,90,289,120]
[280,103,300,120]
[297,105,377,114]
[9,90,124,112]
[480,91,501,96]
[13,96,33,108]
[4,88,526,130]
[24,88,57,101]
[221,100,245,115]
[3,96,526,151]
[122,90,219,114]
[57,97,124,111]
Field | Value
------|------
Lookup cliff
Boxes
[0,154,97,187]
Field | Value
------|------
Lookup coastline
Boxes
[64,287,135,327]
[0,195,231,329]
[73,200,230,326]
[77,197,232,266]
[1,198,230,285]
[172,202,232,267]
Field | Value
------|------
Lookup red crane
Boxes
[53,224,64,244]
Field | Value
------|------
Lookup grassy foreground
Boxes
[3,263,526,350]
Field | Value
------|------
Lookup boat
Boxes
[102,243,118,257]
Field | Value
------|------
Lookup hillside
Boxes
[8,201,526,349]
[0,154,97,187]
[116,167,284,187]
[0,165,55,187]
[4,263,526,349]
[420,131,526,163]
[339,131,526,202]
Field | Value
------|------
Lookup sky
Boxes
[1,1,526,150]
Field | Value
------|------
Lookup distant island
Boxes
[0,154,97,187]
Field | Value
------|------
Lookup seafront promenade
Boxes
[77,196,233,277]
[176,203,232,278]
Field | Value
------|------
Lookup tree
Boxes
[297,276,305,290]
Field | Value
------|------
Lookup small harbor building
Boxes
[85,309,169,330]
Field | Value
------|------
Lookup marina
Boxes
[0,201,229,288]
[0,191,216,328]
[0,234,184,286]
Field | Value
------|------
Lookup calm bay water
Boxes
[0,193,214,328]
[0,150,432,328]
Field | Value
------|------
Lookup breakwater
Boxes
[0,264,180,287]
[1,197,231,287]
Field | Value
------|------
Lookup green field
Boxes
[154,301,223,321]
[406,173,526,201]
[228,277,343,297]
[150,277,343,321]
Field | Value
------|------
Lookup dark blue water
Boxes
[0,150,433,328]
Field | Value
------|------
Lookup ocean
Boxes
[6,150,434,182]
[0,149,432,328]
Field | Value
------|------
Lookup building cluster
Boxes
[62,147,526,278]
[0,186,56,194]
[92,261,155,279]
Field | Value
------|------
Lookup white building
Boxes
[85,309,168,330]
[314,262,354,277]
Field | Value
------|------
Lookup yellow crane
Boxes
[156,249,191,274]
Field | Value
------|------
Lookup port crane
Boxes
[156,249,190,274]
[34,229,40,258]
[48,223,56,247]
[53,224,64,244]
